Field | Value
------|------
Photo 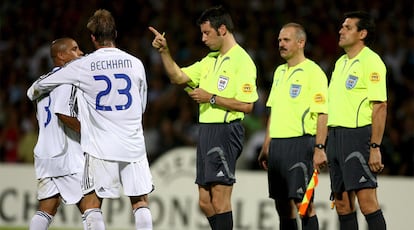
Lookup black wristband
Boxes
[370,143,380,148]
[314,144,325,149]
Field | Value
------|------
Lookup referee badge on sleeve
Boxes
[290,84,301,98]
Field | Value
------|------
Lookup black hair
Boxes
[344,11,376,46]
[196,5,234,33]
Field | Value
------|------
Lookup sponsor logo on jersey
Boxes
[346,75,358,89]
[290,84,301,98]
[370,72,380,82]
[242,83,253,93]
[314,93,325,104]
[217,75,229,91]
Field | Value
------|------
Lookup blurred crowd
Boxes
[0,0,413,176]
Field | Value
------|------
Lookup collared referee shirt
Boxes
[182,45,258,123]
[267,59,328,138]
[328,47,387,128]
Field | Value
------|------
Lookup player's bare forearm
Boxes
[188,88,253,113]
[258,117,271,170]
[313,113,328,170]
[214,95,254,113]
[367,101,386,172]
[149,26,190,84]
[371,101,387,144]
[57,113,80,133]
[159,52,190,84]
[315,113,328,145]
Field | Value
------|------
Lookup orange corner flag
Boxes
[298,169,319,217]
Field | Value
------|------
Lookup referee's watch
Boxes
[314,144,325,149]
[209,94,217,105]
[370,143,380,148]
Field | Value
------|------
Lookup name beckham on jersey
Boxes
[90,59,132,71]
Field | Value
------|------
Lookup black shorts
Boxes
[267,135,315,201]
[327,125,378,193]
[195,121,244,186]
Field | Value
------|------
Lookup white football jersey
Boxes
[28,48,148,162]
[34,83,83,178]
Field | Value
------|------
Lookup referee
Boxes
[327,11,387,230]
[258,23,328,230]
[150,5,258,230]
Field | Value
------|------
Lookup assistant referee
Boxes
[258,23,328,230]
[327,11,387,230]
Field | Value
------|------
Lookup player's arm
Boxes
[149,26,190,85]
[314,113,328,171]
[57,113,80,133]
[371,101,387,146]
[187,88,254,113]
[258,114,271,170]
[27,66,78,101]
[211,94,254,114]
[368,101,387,172]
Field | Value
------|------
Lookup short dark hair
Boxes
[87,9,117,45]
[344,11,376,46]
[196,5,234,33]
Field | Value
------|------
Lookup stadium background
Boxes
[0,1,413,173]
[1,0,414,229]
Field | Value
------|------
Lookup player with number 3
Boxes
[27,9,154,230]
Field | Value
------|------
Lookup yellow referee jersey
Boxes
[328,47,387,128]
[182,45,258,123]
[267,59,328,138]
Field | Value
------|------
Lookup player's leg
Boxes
[53,172,86,229]
[276,199,298,230]
[76,198,88,230]
[198,185,217,229]
[210,184,233,229]
[29,194,60,230]
[356,188,386,230]
[121,158,154,230]
[130,195,152,230]
[295,200,318,230]
[267,139,298,230]
[81,154,108,230]
[327,128,359,230]
[295,136,319,230]
[334,191,359,230]
[80,192,104,230]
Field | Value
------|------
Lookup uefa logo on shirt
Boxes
[290,84,301,98]
[217,75,229,91]
[346,75,358,89]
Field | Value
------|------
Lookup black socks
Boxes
[365,209,386,230]
[208,211,233,230]
[302,215,319,230]
[339,212,358,230]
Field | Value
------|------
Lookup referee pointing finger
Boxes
[150,5,258,230]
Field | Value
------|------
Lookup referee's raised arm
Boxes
[149,26,190,85]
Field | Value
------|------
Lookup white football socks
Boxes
[133,207,153,230]
[82,208,105,230]
[29,210,53,230]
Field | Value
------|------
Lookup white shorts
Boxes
[37,173,83,205]
[82,154,154,198]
